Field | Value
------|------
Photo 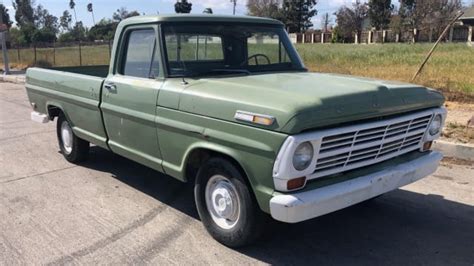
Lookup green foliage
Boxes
[398,0,463,33]
[87,19,117,41]
[246,0,281,18]
[34,5,59,35]
[0,4,13,29]
[175,0,192,13]
[368,0,393,30]
[58,21,87,42]
[281,0,318,33]
[335,0,368,42]
[113,7,140,22]
[60,10,72,31]
[8,28,22,46]
[331,26,345,43]
[32,28,56,42]
[13,0,35,27]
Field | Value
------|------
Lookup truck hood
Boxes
[178,72,444,134]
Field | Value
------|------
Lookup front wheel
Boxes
[57,113,89,163]
[194,157,266,247]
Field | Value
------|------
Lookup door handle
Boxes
[104,83,117,91]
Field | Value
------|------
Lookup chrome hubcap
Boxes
[205,175,240,230]
[61,121,73,154]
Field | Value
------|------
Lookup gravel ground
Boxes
[1,82,473,265]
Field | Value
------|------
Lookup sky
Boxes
[1,0,472,29]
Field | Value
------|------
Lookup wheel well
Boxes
[47,105,62,120]
[185,148,249,186]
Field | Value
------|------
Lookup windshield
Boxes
[162,23,305,77]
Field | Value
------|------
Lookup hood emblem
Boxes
[234,111,275,126]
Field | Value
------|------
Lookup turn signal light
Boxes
[234,111,275,126]
[422,141,433,151]
[252,116,274,126]
[287,177,306,191]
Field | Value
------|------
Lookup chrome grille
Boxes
[313,113,432,178]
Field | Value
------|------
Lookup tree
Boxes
[203,8,213,14]
[0,4,13,29]
[247,0,282,18]
[87,18,117,41]
[60,10,72,32]
[368,0,393,30]
[69,0,77,24]
[335,0,368,41]
[398,0,463,35]
[113,7,140,22]
[280,0,318,33]
[13,0,35,27]
[175,0,192,13]
[87,3,96,25]
[59,21,87,42]
[34,5,59,34]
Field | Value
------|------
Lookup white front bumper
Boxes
[270,151,443,223]
[31,111,49,123]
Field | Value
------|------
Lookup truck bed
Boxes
[25,67,109,149]
[47,65,109,78]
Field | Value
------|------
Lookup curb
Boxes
[0,75,26,84]
[433,139,474,161]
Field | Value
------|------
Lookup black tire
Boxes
[56,113,89,163]
[194,157,266,248]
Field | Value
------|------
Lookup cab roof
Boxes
[119,14,284,27]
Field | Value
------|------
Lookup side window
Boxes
[165,34,224,61]
[121,29,159,78]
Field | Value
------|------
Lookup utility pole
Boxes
[0,0,10,74]
[230,0,236,15]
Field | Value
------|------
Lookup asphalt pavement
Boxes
[1,82,473,265]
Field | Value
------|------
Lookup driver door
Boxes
[101,26,164,172]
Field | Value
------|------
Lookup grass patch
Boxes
[296,43,474,100]
[1,42,473,100]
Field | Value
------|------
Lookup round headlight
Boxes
[292,142,314,171]
[429,114,442,136]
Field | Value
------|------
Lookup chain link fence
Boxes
[0,41,112,68]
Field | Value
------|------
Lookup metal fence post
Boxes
[17,45,20,63]
[78,41,82,66]
[33,44,37,65]
[53,41,56,66]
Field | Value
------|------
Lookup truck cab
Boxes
[26,15,446,247]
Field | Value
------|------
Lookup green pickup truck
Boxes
[26,14,446,247]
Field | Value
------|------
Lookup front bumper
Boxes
[269,151,442,223]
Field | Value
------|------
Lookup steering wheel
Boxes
[241,54,271,66]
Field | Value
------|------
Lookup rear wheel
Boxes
[194,157,266,247]
[57,113,89,163]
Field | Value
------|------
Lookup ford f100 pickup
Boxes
[25,14,446,247]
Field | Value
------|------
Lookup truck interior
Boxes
[162,23,305,77]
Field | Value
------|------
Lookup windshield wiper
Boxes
[191,69,251,77]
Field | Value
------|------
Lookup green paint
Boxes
[25,15,444,214]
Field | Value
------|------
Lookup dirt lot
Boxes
[1,82,473,265]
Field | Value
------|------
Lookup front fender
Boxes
[156,107,288,213]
